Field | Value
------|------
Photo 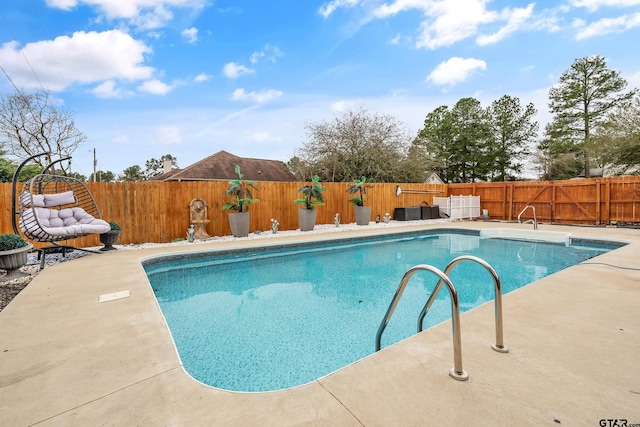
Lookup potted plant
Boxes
[0,234,33,281]
[295,175,325,231]
[347,176,374,225]
[221,165,259,237]
[99,221,121,251]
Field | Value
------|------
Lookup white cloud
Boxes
[249,51,264,64]
[250,44,284,64]
[231,88,282,103]
[418,1,538,49]
[575,12,640,39]
[131,5,174,30]
[387,33,412,45]
[372,0,499,49]
[569,0,640,11]
[155,125,182,145]
[477,4,535,45]
[45,0,81,10]
[572,18,587,28]
[318,0,360,18]
[182,27,198,44]
[46,0,207,29]
[138,79,173,95]
[223,62,255,79]
[194,73,211,82]
[92,80,130,98]
[427,57,487,87]
[322,0,540,49]
[0,30,154,91]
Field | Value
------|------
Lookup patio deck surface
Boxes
[1,222,639,426]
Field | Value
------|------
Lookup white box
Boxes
[434,196,480,220]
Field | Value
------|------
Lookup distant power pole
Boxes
[92,148,97,182]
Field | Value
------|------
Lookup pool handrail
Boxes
[417,255,509,353]
[375,264,468,381]
[518,205,538,230]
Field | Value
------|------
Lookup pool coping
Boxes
[1,221,639,425]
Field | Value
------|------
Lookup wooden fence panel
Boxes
[512,181,554,223]
[552,181,598,224]
[606,177,639,224]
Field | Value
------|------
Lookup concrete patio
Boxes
[1,222,639,426]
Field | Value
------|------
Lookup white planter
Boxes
[0,243,33,281]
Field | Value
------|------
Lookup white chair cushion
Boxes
[22,207,110,237]
[44,191,75,207]
[20,192,45,207]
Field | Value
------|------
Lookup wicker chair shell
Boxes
[19,174,106,243]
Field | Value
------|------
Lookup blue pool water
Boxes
[144,229,621,392]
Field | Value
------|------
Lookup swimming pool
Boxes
[143,229,623,392]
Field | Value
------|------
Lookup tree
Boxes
[415,105,451,181]
[592,93,640,175]
[487,95,538,181]
[544,55,636,178]
[95,170,116,182]
[418,98,492,183]
[0,153,43,182]
[295,108,418,182]
[121,165,145,182]
[285,156,311,181]
[0,89,86,172]
[145,154,178,179]
[67,172,87,181]
[0,157,12,182]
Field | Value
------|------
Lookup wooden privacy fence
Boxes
[0,181,446,247]
[449,176,640,226]
[1,177,639,247]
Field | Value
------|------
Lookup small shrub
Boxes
[108,221,121,231]
[0,234,28,251]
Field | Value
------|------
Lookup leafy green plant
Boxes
[346,176,373,206]
[221,165,259,213]
[0,234,28,251]
[294,175,325,210]
[107,221,121,231]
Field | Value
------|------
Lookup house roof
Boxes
[150,151,297,182]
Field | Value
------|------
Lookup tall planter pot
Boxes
[298,208,317,231]
[355,206,372,226]
[0,243,33,281]
[229,211,250,237]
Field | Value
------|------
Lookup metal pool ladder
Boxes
[518,205,538,229]
[375,255,508,381]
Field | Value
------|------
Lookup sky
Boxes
[1,0,640,179]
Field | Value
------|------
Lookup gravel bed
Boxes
[0,219,447,312]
